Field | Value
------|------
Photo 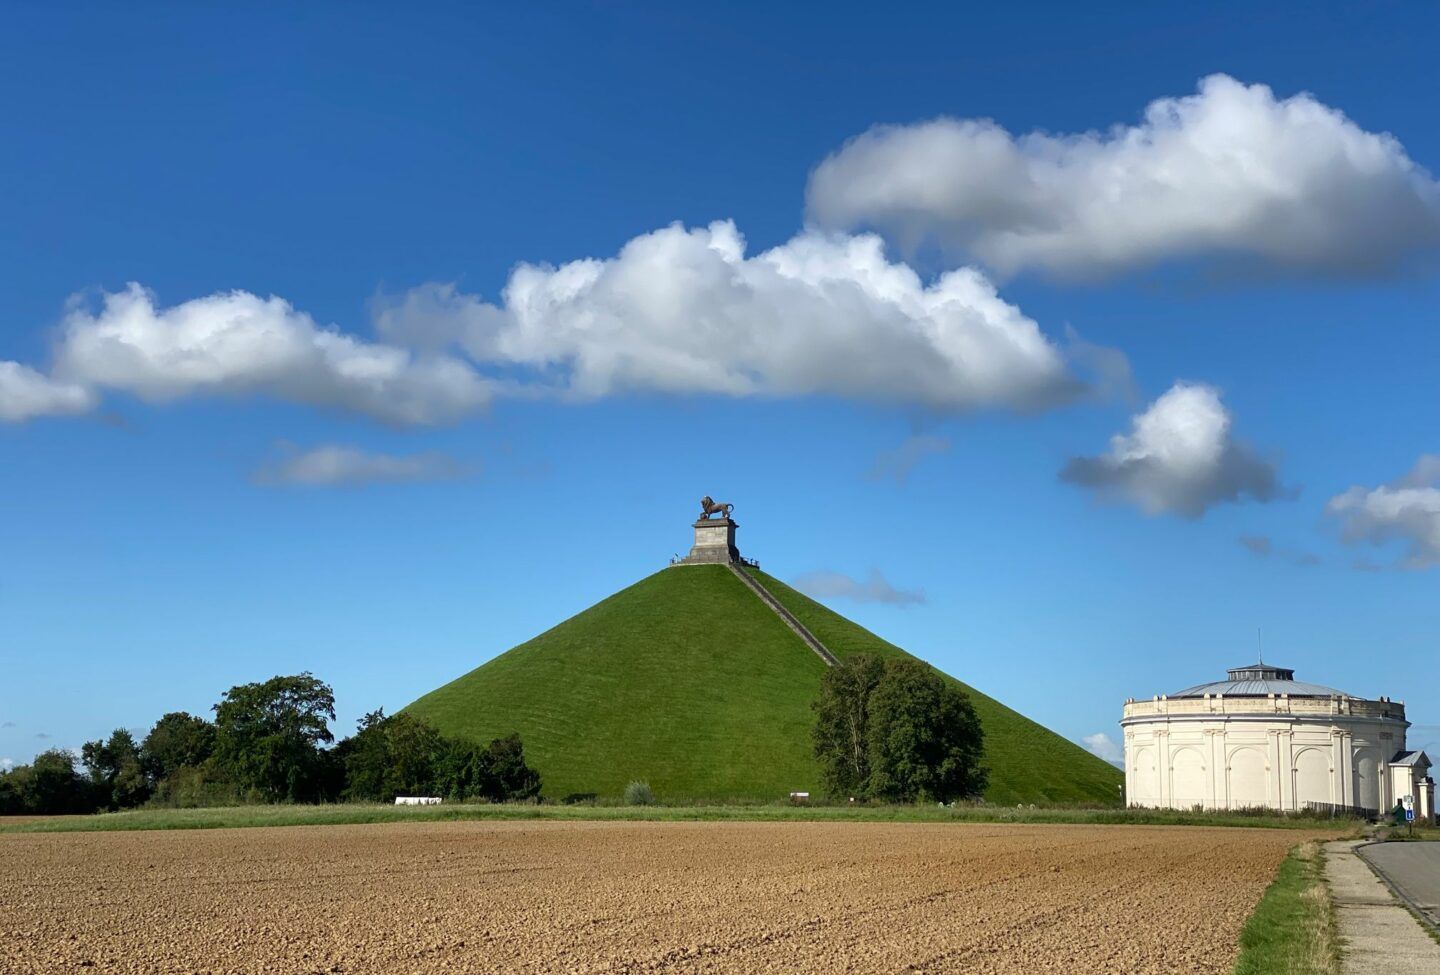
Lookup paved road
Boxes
[1361,842,1440,928]
[1327,841,1440,975]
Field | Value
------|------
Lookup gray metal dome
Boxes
[1169,663,1352,699]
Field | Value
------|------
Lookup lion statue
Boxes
[699,496,734,520]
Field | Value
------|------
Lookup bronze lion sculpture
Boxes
[699,496,734,520]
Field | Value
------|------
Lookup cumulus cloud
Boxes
[1082,732,1123,766]
[254,444,467,487]
[374,221,1082,411]
[52,284,489,425]
[0,758,12,772]
[7,221,1096,424]
[808,74,1440,278]
[867,434,951,485]
[1060,382,1283,518]
[791,569,926,606]
[0,361,97,422]
[1326,455,1440,569]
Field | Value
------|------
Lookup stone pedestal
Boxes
[674,518,740,565]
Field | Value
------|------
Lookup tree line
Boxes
[4,656,989,814]
[0,673,539,815]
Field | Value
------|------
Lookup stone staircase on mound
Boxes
[728,564,839,668]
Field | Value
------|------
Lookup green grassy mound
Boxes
[405,564,1122,804]
[749,569,1123,805]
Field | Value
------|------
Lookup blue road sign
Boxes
[1406,809,1416,822]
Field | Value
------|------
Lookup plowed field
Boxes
[1,821,1317,974]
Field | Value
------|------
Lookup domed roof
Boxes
[1170,663,1352,699]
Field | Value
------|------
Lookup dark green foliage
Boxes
[866,659,987,803]
[484,733,542,802]
[147,764,243,809]
[81,729,150,810]
[431,732,542,802]
[212,673,336,802]
[812,655,884,797]
[813,656,987,803]
[340,709,444,801]
[0,749,96,814]
[1,672,540,817]
[337,710,540,803]
[140,712,216,783]
[432,736,493,800]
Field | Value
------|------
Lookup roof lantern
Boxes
[1169,663,1353,700]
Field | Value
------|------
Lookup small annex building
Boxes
[1122,662,1435,821]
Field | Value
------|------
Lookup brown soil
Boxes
[0,821,1320,974]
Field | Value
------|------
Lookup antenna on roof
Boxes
[1257,626,1263,665]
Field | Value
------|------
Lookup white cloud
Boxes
[1060,382,1283,518]
[7,222,1095,425]
[1326,455,1440,569]
[0,361,97,422]
[255,444,467,487]
[1082,733,1123,766]
[867,434,951,485]
[374,221,1081,411]
[54,283,489,425]
[791,568,925,606]
[0,758,12,773]
[808,74,1440,278]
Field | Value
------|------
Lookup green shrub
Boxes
[147,765,246,809]
[624,780,655,805]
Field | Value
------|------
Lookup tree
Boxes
[0,749,96,814]
[812,656,987,803]
[812,655,884,797]
[340,710,444,801]
[484,733,541,802]
[81,729,149,809]
[432,737,490,801]
[140,712,217,783]
[430,733,541,803]
[866,659,987,803]
[212,673,336,802]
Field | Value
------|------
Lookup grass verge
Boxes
[1233,841,1338,975]
[1375,824,1440,842]
[0,803,1365,835]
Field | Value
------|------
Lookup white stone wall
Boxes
[1122,703,1407,813]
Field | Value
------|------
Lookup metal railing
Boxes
[1302,800,1377,820]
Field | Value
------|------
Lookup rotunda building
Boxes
[1121,663,1432,818]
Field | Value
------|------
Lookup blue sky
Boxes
[3,2,1438,770]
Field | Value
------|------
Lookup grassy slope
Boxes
[751,570,1124,805]
[405,563,1123,804]
[406,565,828,800]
